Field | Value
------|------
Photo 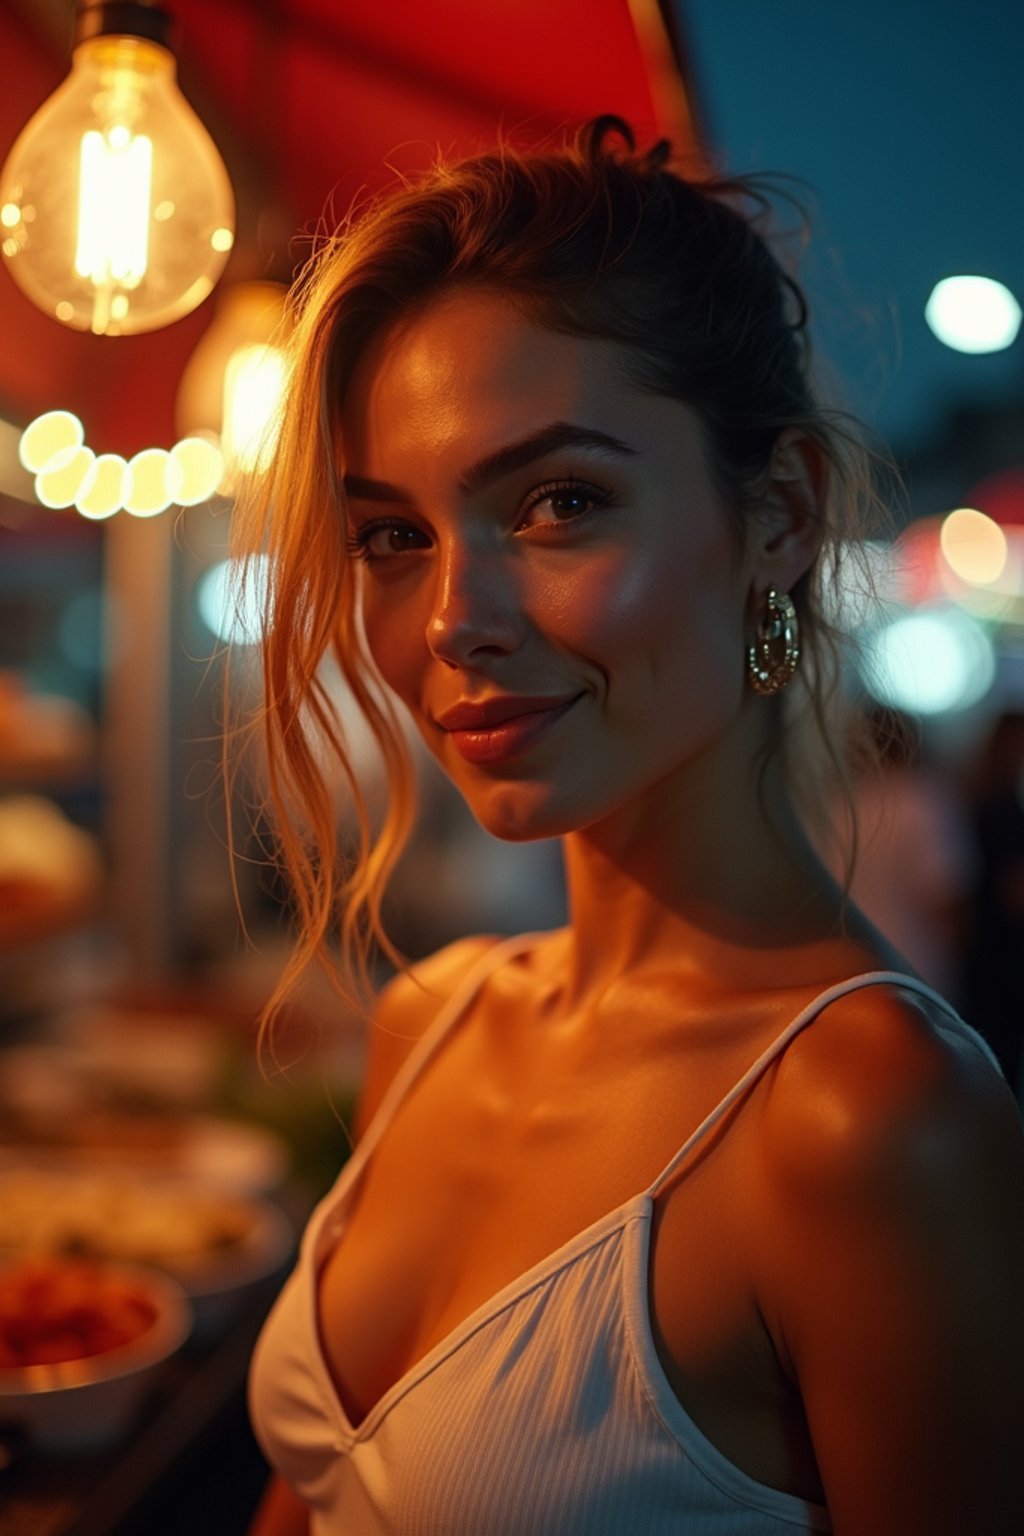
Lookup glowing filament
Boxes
[75,128,152,287]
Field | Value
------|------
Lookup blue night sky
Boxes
[678,0,1024,455]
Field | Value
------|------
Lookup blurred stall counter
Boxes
[0,1168,295,1342]
[0,678,102,965]
[0,680,97,788]
[0,990,363,1204]
[0,1252,288,1536]
[0,986,362,1530]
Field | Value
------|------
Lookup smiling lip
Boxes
[436,694,580,765]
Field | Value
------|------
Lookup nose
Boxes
[427,540,524,668]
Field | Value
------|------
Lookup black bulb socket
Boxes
[73,1,176,53]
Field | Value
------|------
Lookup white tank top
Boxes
[249,935,1001,1534]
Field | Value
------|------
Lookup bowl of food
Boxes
[0,1166,293,1340]
[155,1191,294,1338]
[0,1255,191,1450]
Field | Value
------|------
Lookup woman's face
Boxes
[340,289,757,843]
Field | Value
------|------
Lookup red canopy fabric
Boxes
[0,0,700,454]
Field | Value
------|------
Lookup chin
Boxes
[458,773,610,844]
[455,780,567,843]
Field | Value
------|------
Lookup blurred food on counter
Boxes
[0,1253,192,1451]
[0,1167,293,1340]
[0,672,95,779]
[0,992,321,1459]
[0,1068,289,1194]
[0,793,102,947]
[0,1255,164,1368]
[0,988,360,1199]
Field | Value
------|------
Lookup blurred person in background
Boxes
[824,708,975,1002]
[960,710,1024,1097]
[235,118,1024,1536]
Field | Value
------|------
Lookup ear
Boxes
[747,429,827,597]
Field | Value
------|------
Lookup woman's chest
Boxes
[316,1016,784,1447]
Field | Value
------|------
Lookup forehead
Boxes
[338,289,679,475]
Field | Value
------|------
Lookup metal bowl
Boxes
[0,1257,192,1451]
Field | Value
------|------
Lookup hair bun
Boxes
[582,115,638,160]
[580,116,673,177]
[640,137,672,173]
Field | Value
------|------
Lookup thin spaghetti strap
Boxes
[351,931,540,1173]
[646,970,1002,1200]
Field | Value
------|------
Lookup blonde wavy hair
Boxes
[229,116,893,1037]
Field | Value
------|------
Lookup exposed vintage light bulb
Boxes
[175,280,290,491]
[0,1,234,336]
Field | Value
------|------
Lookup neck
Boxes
[558,728,874,1008]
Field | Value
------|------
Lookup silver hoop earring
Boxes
[747,587,800,696]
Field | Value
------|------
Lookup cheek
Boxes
[555,534,746,711]
[546,543,708,663]
[534,538,662,628]
[360,586,430,700]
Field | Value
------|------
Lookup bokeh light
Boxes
[196,554,270,645]
[222,343,287,475]
[890,518,944,607]
[75,453,129,519]
[925,275,1022,354]
[19,409,83,473]
[123,447,176,517]
[20,408,246,517]
[939,506,1008,586]
[169,434,224,504]
[863,606,996,715]
[35,444,94,508]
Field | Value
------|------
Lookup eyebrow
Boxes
[342,421,638,505]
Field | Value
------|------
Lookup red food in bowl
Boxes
[0,1258,158,1368]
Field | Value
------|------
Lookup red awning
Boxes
[0,0,702,455]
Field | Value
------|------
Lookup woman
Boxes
[243,119,1024,1534]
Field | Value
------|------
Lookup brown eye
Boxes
[547,489,592,517]
[519,480,609,530]
[349,521,432,561]
[371,526,429,556]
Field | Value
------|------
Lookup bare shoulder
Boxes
[354,934,504,1136]
[752,982,1024,1530]
[759,980,1022,1203]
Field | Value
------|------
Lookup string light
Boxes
[18,410,224,516]
[18,410,84,474]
